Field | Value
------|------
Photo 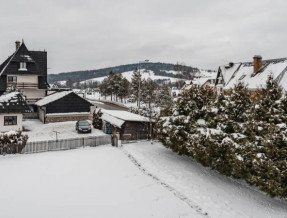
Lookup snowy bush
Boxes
[156,76,287,198]
[92,108,103,129]
[0,131,28,155]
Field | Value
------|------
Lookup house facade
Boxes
[215,56,287,94]
[35,91,94,124]
[0,92,30,132]
[0,41,48,107]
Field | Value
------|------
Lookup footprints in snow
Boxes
[121,148,210,217]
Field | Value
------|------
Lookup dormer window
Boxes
[19,62,27,71]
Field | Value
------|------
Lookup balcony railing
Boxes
[27,98,43,104]
[8,82,38,89]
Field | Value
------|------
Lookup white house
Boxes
[0,41,48,108]
[215,56,287,92]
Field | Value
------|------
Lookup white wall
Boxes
[0,114,23,133]
[22,89,46,99]
[38,107,45,123]
[7,74,46,103]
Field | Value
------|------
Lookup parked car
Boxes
[76,120,92,133]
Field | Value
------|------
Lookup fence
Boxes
[21,135,111,154]
[121,133,150,144]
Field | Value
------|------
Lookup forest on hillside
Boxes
[48,62,200,83]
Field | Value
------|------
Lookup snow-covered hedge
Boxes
[156,75,287,198]
[0,131,28,155]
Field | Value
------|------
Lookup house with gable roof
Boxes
[0,92,30,132]
[35,91,93,124]
[215,56,287,94]
[0,41,48,107]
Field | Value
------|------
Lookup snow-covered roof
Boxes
[101,113,125,128]
[0,92,18,104]
[101,110,151,128]
[0,53,15,76]
[218,63,241,87]
[218,58,287,90]
[35,91,73,106]
[192,78,211,86]
[0,92,30,113]
[191,70,217,87]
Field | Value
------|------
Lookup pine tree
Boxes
[225,82,252,134]
[155,75,287,197]
[106,71,116,101]
[141,78,158,106]
[99,78,108,99]
[118,78,130,103]
[246,75,287,197]
[131,69,144,107]
[157,83,172,116]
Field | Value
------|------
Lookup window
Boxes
[8,76,17,83]
[4,116,17,126]
[19,62,27,70]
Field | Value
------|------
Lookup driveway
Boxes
[88,99,129,111]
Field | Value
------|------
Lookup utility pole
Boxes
[138,66,141,109]
[149,101,153,144]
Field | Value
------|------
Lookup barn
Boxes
[101,110,154,141]
[35,91,93,124]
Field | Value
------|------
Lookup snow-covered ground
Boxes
[123,142,287,218]
[23,119,107,142]
[0,146,205,218]
[1,140,286,218]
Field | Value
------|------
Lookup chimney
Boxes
[15,41,21,51]
[253,55,262,74]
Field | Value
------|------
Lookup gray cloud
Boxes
[0,0,287,74]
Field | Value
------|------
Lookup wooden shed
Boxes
[35,91,93,123]
[101,110,154,141]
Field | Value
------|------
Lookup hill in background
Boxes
[48,62,214,84]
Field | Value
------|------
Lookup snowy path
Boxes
[0,146,205,218]
[123,141,287,218]
[121,148,210,217]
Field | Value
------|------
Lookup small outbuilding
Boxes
[101,110,154,141]
[35,91,93,124]
[0,92,30,132]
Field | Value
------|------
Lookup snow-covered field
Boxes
[0,146,205,218]
[23,119,107,142]
[1,141,286,218]
[123,142,287,218]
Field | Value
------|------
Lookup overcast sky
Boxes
[0,0,286,74]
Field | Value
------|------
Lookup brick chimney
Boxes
[253,55,262,74]
[15,41,21,51]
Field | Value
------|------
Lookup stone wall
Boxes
[23,112,38,119]
[45,114,90,124]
